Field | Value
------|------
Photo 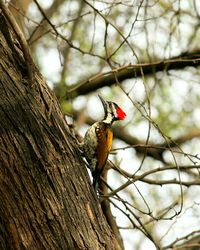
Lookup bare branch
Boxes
[0,0,34,83]
[67,52,200,98]
[163,230,200,250]
[29,0,65,45]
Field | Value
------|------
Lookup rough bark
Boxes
[99,166,124,250]
[0,11,116,250]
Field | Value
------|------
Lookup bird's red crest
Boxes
[116,107,126,120]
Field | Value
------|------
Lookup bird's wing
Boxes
[96,124,113,173]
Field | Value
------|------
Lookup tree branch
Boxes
[0,0,34,84]
[106,164,200,198]
[74,113,200,162]
[9,0,32,33]
[67,52,200,98]
[163,231,200,250]
[28,0,65,45]
[113,126,200,162]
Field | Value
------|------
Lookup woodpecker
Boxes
[82,95,126,191]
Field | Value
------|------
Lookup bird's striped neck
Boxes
[102,112,114,124]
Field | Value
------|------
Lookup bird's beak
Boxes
[98,95,108,111]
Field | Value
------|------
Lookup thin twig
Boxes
[0,0,34,84]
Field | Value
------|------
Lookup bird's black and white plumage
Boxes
[82,95,126,191]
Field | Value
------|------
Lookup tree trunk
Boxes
[0,11,116,250]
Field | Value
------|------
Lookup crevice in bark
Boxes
[0,10,117,250]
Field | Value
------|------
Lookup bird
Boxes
[82,95,126,191]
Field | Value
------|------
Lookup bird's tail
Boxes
[92,171,100,192]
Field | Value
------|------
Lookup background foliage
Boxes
[8,0,200,249]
